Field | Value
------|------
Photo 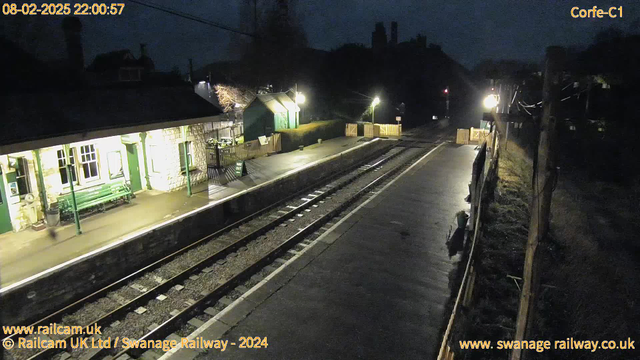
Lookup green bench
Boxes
[57,178,133,219]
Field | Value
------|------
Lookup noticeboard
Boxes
[235,160,247,177]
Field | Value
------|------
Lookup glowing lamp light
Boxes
[295,92,306,104]
[444,88,448,94]
[483,94,499,109]
[372,97,381,107]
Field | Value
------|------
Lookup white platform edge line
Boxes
[0,138,382,294]
[160,141,447,359]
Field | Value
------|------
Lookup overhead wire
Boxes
[128,0,255,37]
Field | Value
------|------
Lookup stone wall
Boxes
[1,124,209,232]
[146,124,207,192]
[1,139,393,326]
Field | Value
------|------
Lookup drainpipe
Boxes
[34,149,48,212]
[139,132,152,190]
[64,144,81,235]
[181,126,192,197]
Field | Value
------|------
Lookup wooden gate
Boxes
[456,129,470,144]
[364,124,380,138]
[345,123,357,137]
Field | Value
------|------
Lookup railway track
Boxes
[3,131,442,360]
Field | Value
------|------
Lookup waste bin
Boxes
[45,207,60,227]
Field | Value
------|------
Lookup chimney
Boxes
[62,17,84,79]
[188,58,193,84]
[390,21,398,46]
[371,22,387,52]
[140,43,147,58]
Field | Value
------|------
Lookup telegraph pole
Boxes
[511,46,565,360]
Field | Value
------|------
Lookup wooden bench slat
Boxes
[56,179,132,217]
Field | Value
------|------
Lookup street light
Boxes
[444,87,450,118]
[483,94,499,109]
[371,96,380,125]
[295,92,305,127]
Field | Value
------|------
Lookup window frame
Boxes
[79,144,100,181]
[57,148,78,187]
[106,151,124,180]
[14,157,31,196]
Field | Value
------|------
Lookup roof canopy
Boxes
[1,86,222,152]
[253,93,299,113]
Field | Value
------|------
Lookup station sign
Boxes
[235,160,247,177]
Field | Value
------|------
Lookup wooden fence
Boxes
[378,124,402,136]
[364,123,402,138]
[456,129,470,144]
[457,127,492,145]
[207,133,281,169]
[470,127,491,144]
[438,128,500,360]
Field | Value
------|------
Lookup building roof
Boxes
[87,50,144,72]
[249,92,298,114]
[1,86,222,153]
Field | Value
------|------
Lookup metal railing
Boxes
[207,134,282,169]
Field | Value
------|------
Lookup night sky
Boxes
[3,0,638,73]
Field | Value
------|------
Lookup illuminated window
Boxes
[178,142,193,172]
[14,157,31,195]
[80,144,99,180]
[107,151,124,179]
[57,149,78,185]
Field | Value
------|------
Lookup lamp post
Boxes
[64,144,81,235]
[295,92,305,128]
[444,86,450,119]
[371,96,380,125]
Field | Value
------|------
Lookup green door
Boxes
[0,168,13,234]
[125,144,143,192]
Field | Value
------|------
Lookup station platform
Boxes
[175,143,476,360]
[0,136,374,287]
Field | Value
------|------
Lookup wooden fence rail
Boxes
[437,128,500,360]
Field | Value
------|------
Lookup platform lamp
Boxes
[295,92,306,127]
[371,96,381,125]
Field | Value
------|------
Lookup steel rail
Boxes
[3,141,399,344]
[19,144,411,360]
[113,142,432,359]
